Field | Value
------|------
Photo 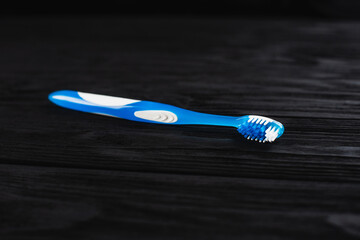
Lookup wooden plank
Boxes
[1,164,359,239]
[0,17,360,239]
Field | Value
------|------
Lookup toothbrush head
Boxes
[237,115,284,143]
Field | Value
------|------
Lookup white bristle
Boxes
[263,126,279,142]
[248,115,275,127]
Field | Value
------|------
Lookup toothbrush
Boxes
[49,90,284,142]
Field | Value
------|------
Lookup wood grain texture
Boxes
[0,17,360,239]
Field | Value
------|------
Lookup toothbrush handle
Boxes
[49,90,238,127]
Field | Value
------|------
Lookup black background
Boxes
[1,1,360,239]
[2,0,360,19]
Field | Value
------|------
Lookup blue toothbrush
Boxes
[49,90,284,142]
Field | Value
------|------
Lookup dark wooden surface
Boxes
[1,17,360,239]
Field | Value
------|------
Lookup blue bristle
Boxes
[241,121,265,139]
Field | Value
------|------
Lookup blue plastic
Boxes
[49,90,284,142]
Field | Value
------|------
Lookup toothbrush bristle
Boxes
[237,115,284,143]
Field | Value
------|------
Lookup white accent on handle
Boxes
[52,95,94,105]
[78,92,140,107]
[134,110,178,123]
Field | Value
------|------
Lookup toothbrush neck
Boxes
[180,111,240,127]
